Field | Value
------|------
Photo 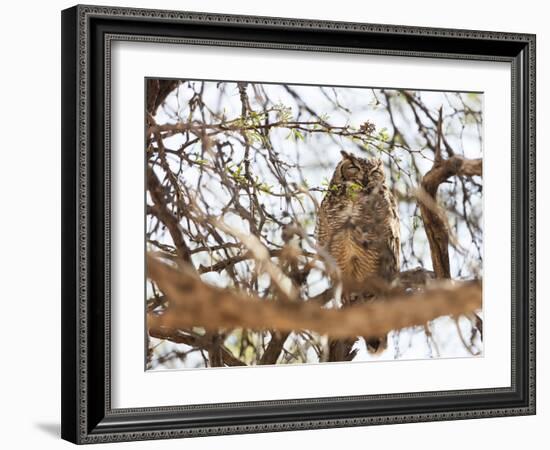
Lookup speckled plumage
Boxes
[316,151,400,356]
[316,151,400,285]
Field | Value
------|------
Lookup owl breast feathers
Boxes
[315,151,400,286]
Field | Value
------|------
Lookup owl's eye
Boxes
[339,159,361,180]
[344,165,360,177]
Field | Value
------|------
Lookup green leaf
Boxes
[378,127,390,142]
[293,129,305,141]
[258,183,272,193]
[346,181,363,199]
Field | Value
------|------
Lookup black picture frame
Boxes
[61,4,536,444]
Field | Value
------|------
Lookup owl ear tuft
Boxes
[340,150,352,159]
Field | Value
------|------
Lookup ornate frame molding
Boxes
[61,4,536,444]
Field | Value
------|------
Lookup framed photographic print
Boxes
[61,4,536,444]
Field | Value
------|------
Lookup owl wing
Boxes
[357,185,400,280]
[315,197,330,248]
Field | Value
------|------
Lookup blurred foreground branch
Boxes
[147,255,481,340]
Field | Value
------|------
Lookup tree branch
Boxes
[147,255,482,340]
[147,167,194,266]
[419,109,482,278]
[146,79,180,115]
[259,331,290,365]
[148,326,245,367]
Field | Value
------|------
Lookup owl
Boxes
[316,151,400,358]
